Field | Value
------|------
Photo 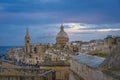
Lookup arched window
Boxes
[29,54,32,58]
[34,47,37,53]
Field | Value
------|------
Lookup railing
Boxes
[0,67,56,80]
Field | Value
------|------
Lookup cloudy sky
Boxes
[0,0,120,46]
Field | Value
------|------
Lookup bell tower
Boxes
[24,26,31,54]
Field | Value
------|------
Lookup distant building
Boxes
[104,36,120,46]
[103,36,120,54]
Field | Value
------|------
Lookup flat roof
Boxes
[72,53,105,68]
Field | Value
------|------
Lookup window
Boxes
[36,57,38,60]
[118,39,120,42]
[34,47,37,53]
[29,54,32,58]
[27,40,29,43]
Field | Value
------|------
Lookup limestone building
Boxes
[103,36,120,54]
[104,36,120,46]
[24,27,45,64]
[56,24,69,48]
[70,45,120,80]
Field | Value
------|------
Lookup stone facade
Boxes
[0,60,56,80]
[100,46,120,69]
[70,46,120,80]
[41,65,70,80]
[70,57,118,80]
[103,36,120,54]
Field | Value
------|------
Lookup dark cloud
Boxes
[0,0,120,24]
[0,0,120,45]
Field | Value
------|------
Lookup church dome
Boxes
[56,24,69,47]
[56,25,69,39]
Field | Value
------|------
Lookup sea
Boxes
[0,46,23,55]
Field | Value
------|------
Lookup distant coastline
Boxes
[0,46,23,54]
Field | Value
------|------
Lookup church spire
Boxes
[26,26,29,37]
[25,26,30,42]
[25,26,30,40]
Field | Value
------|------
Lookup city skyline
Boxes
[0,0,120,46]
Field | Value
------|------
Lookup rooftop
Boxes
[72,53,105,68]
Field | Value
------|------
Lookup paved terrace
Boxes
[0,60,56,80]
[0,67,56,80]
